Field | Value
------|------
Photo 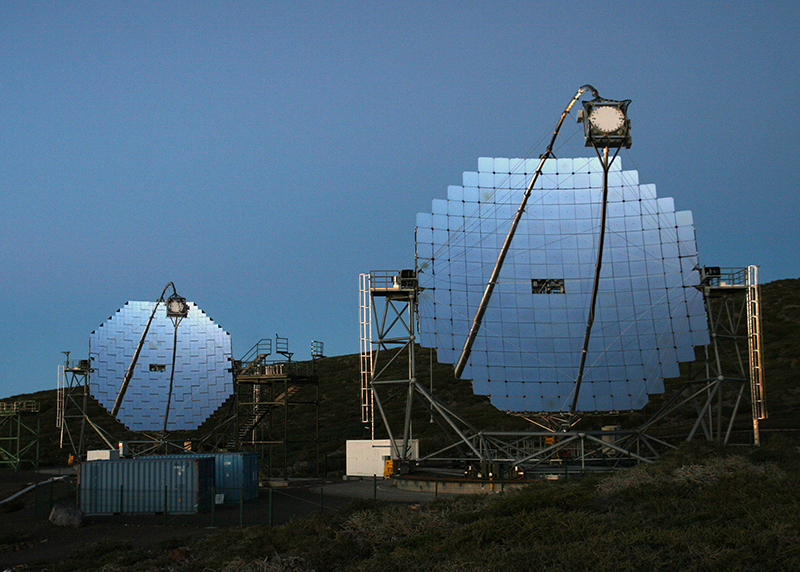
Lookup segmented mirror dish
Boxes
[416,157,708,413]
[89,301,233,431]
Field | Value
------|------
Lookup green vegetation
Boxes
[39,439,800,572]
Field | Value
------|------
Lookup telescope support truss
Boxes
[640,266,767,445]
[0,400,40,470]
[361,265,767,473]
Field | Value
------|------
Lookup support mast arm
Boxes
[111,282,176,416]
[454,85,596,379]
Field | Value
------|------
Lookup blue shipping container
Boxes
[139,452,259,502]
[79,457,215,516]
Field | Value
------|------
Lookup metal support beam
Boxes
[455,85,598,379]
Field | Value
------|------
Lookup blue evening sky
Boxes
[1,1,798,398]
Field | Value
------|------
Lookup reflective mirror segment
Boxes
[89,301,234,431]
[416,157,708,413]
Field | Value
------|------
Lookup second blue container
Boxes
[139,452,259,502]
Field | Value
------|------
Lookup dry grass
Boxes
[596,454,784,498]
[216,554,312,572]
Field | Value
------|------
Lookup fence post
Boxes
[34,482,40,516]
[119,484,124,514]
[33,482,39,517]
[319,487,324,512]
[211,487,216,527]
[373,474,377,501]
[268,487,273,526]
[435,475,439,498]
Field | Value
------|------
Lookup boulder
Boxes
[49,503,85,527]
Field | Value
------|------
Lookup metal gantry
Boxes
[641,266,767,445]
[361,269,652,474]
[57,359,118,459]
[0,400,40,470]
[361,263,767,476]
[57,360,90,456]
[362,270,419,462]
[230,337,320,478]
[362,270,493,468]
[426,428,654,477]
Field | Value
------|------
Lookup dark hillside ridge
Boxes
[2,278,797,467]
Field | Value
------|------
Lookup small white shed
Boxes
[345,439,419,477]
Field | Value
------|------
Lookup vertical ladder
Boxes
[358,273,374,436]
[746,265,767,444]
[56,366,65,445]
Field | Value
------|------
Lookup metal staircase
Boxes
[236,385,299,443]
